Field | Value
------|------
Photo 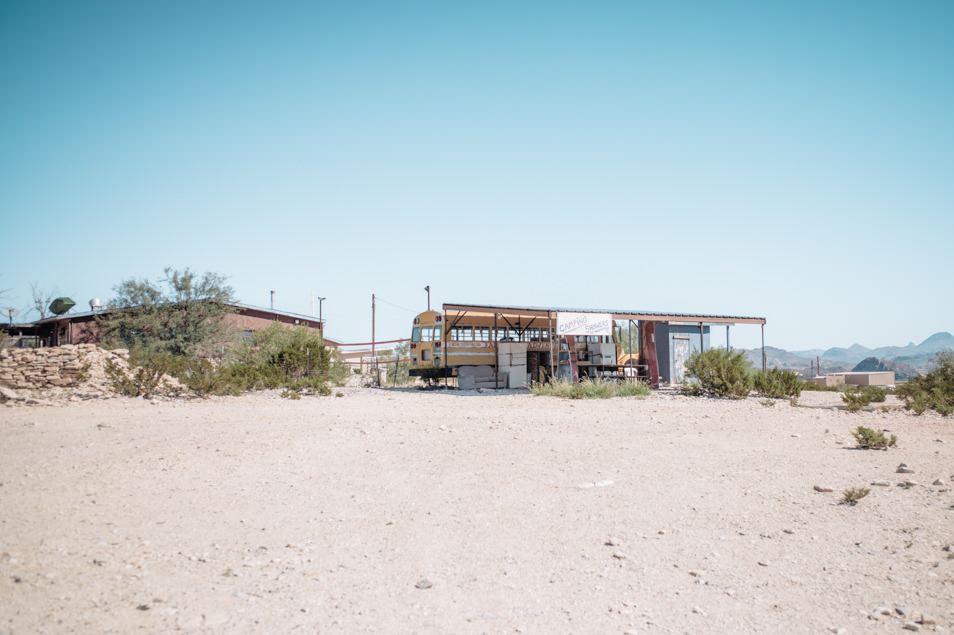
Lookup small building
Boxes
[822,371,895,387]
[1,303,336,350]
[654,322,711,384]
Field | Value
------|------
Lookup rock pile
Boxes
[0,344,133,402]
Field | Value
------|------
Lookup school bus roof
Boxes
[442,303,766,326]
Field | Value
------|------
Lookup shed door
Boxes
[672,336,691,383]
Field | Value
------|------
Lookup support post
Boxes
[548,311,555,383]
[761,324,766,373]
[494,313,499,389]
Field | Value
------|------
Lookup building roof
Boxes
[442,302,766,326]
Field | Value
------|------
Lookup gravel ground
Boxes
[1,387,952,634]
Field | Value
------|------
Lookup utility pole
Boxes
[425,285,430,311]
[317,296,326,334]
[372,293,378,386]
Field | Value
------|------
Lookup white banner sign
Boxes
[556,312,613,336]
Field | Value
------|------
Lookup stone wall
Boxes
[0,344,130,396]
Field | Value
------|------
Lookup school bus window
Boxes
[412,327,421,342]
[433,326,442,341]
[420,326,432,342]
[475,326,490,341]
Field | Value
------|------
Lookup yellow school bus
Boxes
[409,308,621,385]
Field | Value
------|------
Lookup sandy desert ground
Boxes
[1,386,953,634]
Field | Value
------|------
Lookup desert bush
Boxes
[753,367,804,399]
[109,322,342,398]
[105,353,169,398]
[841,388,871,412]
[841,385,890,412]
[228,323,341,395]
[614,379,653,398]
[172,357,250,396]
[677,381,704,397]
[532,377,650,399]
[852,425,897,450]
[841,487,871,505]
[896,352,954,415]
[683,348,753,399]
[385,343,413,386]
[801,382,841,393]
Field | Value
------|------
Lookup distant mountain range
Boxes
[744,332,953,380]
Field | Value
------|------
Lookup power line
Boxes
[374,296,417,314]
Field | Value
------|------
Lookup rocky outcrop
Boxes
[851,356,919,381]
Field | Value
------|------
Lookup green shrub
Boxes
[683,348,753,399]
[105,354,168,398]
[614,379,653,398]
[227,323,340,395]
[677,381,704,397]
[801,382,837,392]
[108,323,343,399]
[852,426,897,449]
[841,487,871,505]
[531,377,650,399]
[753,368,804,399]
[896,352,954,416]
[385,343,413,386]
[840,386,888,412]
[841,388,871,412]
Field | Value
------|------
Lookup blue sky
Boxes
[2,1,952,351]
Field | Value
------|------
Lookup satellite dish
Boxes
[89,298,102,311]
[1,308,18,325]
[49,297,76,316]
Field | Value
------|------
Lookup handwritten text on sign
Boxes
[556,312,613,336]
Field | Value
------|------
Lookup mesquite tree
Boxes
[98,268,237,357]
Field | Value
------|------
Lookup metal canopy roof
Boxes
[442,302,766,326]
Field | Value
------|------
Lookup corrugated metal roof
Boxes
[442,302,766,325]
